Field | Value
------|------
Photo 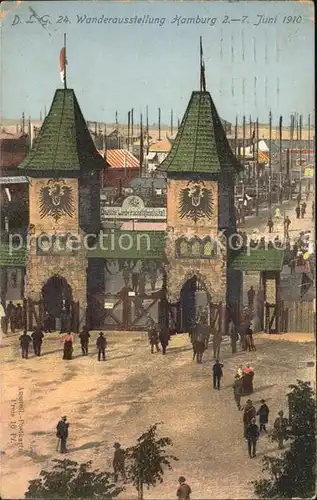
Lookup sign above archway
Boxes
[101,195,166,220]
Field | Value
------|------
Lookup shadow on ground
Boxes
[68,441,105,453]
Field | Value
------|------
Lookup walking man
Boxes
[247,286,255,311]
[96,332,107,361]
[295,205,300,219]
[232,375,242,410]
[273,410,288,449]
[113,442,126,482]
[256,399,270,433]
[212,359,223,390]
[56,416,69,454]
[15,303,23,330]
[246,418,259,458]
[79,326,90,356]
[301,201,307,218]
[267,217,274,233]
[159,327,169,355]
[31,326,44,356]
[6,301,16,333]
[148,325,160,354]
[176,476,192,500]
[283,216,291,238]
[19,330,31,359]
[243,399,256,438]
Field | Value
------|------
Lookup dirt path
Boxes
[0,331,315,499]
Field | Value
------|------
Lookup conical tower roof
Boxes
[19,89,105,173]
[158,91,241,175]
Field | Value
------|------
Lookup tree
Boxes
[252,380,316,498]
[125,422,178,500]
[24,459,123,499]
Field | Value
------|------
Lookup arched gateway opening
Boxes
[179,276,210,333]
[42,275,73,332]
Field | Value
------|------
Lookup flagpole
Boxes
[299,114,302,195]
[170,109,173,137]
[146,105,149,154]
[64,33,67,89]
[248,114,252,183]
[279,115,283,203]
[242,115,246,221]
[200,36,202,91]
[139,113,143,177]
[256,117,259,216]
[289,114,294,200]
[268,110,272,213]
[308,113,311,195]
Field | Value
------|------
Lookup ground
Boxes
[1,330,315,499]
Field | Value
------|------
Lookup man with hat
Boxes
[273,410,288,449]
[56,416,69,454]
[113,442,126,482]
[246,418,259,458]
[96,332,107,361]
[79,326,90,356]
[19,330,32,359]
[243,399,256,438]
[176,476,192,499]
[256,399,270,432]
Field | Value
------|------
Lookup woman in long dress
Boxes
[63,332,73,360]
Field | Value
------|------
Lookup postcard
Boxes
[0,1,315,499]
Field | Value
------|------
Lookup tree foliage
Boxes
[125,422,178,499]
[253,380,316,498]
[24,459,123,499]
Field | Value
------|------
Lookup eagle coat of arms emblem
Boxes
[178,180,213,223]
[39,179,74,222]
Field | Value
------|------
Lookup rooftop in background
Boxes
[100,149,139,169]
[149,138,172,153]
[18,89,106,173]
[0,133,29,169]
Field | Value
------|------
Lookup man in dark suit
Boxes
[212,359,224,390]
[56,416,69,453]
[246,418,259,458]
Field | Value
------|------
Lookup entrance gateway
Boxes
[15,64,284,333]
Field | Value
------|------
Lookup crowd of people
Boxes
[18,327,108,361]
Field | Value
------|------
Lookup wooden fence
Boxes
[281,301,316,333]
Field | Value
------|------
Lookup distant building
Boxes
[100,149,140,194]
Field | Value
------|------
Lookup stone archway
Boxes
[166,268,220,304]
[42,275,72,318]
[179,275,210,334]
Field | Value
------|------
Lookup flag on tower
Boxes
[60,46,67,84]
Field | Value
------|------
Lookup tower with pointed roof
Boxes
[159,77,242,320]
[19,88,106,329]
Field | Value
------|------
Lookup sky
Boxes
[0,0,315,126]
